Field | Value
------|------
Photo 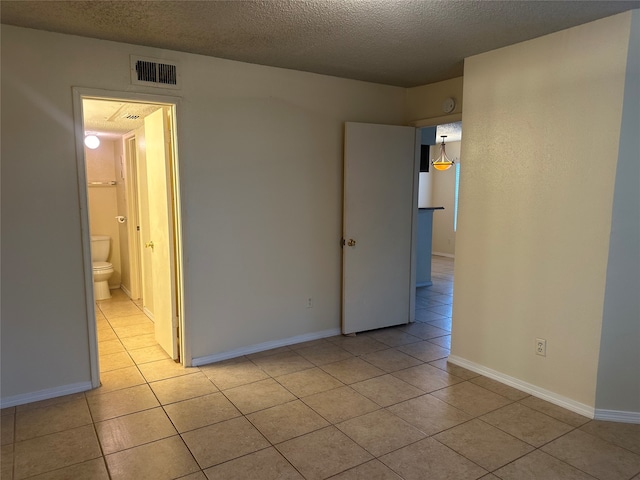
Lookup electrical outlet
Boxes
[307,297,313,308]
[536,338,547,356]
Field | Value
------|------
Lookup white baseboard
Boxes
[192,328,341,367]
[594,409,640,424]
[0,381,93,409]
[432,252,455,258]
[143,307,154,322]
[447,355,596,419]
[120,284,133,299]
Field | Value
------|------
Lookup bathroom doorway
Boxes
[74,89,186,387]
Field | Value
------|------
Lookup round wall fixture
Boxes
[442,97,456,114]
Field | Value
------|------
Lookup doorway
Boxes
[414,122,461,335]
[73,89,186,388]
[418,122,462,257]
[341,121,461,335]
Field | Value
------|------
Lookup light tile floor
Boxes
[2,257,640,479]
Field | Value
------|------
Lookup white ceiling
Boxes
[7,1,637,137]
[2,0,638,88]
[82,99,162,137]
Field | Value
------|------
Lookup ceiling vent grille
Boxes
[130,56,180,89]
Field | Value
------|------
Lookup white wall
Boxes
[0,25,405,402]
[431,141,460,256]
[417,172,432,208]
[452,12,633,410]
[595,9,640,416]
[406,77,463,123]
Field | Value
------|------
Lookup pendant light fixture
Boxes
[431,135,455,171]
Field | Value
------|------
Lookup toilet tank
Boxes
[90,235,110,262]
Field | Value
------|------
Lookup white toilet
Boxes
[91,235,114,300]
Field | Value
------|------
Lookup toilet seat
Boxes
[93,261,113,271]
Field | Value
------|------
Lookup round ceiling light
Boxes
[84,135,100,149]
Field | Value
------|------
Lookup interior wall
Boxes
[417,127,436,208]
[417,172,432,208]
[0,25,405,402]
[430,141,460,256]
[85,139,122,287]
[595,9,640,415]
[452,12,633,409]
[405,77,463,124]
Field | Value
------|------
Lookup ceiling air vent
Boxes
[130,55,180,89]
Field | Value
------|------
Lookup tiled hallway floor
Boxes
[2,257,640,479]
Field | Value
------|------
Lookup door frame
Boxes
[72,87,188,389]
[410,113,462,129]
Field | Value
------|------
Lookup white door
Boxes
[135,126,155,316]
[342,122,418,334]
[144,107,179,358]
[124,136,143,300]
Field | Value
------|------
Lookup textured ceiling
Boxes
[436,122,462,143]
[82,99,162,136]
[2,0,638,87]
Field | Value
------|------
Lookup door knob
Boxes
[347,239,356,247]
[145,241,154,251]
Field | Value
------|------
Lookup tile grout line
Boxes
[93,288,463,478]
[17,260,640,480]
[101,300,205,479]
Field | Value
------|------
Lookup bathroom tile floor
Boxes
[2,257,640,479]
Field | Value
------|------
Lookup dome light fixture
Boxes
[431,135,455,171]
[84,134,100,150]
